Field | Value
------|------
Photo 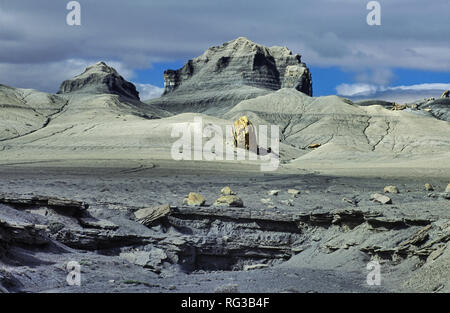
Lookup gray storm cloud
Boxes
[0,0,449,92]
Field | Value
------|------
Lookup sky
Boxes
[0,0,449,100]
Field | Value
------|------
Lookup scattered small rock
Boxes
[287,189,300,196]
[120,248,167,271]
[214,195,244,207]
[384,185,399,194]
[183,192,206,206]
[268,190,280,196]
[371,193,392,204]
[260,198,272,204]
[280,199,294,207]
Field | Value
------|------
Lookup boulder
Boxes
[120,248,167,270]
[384,186,399,194]
[221,186,236,196]
[288,189,301,196]
[213,195,244,207]
[183,193,206,206]
[134,204,171,227]
[233,116,257,151]
[446,183,450,193]
[441,90,449,98]
[308,143,321,149]
[371,193,392,204]
[424,183,434,191]
[268,190,280,196]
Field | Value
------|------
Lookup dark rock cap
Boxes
[58,61,140,100]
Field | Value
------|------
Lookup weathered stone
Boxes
[425,183,434,191]
[280,199,294,207]
[308,143,321,149]
[268,190,280,196]
[288,189,300,196]
[371,193,392,204]
[445,183,450,193]
[392,103,407,111]
[441,90,449,98]
[213,195,244,207]
[232,116,257,151]
[384,186,399,194]
[260,198,273,205]
[134,204,171,226]
[183,193,206,206]
[243,264,269,271]
[221,186,236,196]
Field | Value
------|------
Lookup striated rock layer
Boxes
[58,62,140,100]
[147,37,312,115]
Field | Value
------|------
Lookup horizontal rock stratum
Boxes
[146,37,313,115]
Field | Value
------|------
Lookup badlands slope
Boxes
[1,75,450,178]
[226,88,450,176]
[1,39,449,177]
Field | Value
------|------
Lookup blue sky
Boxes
[0,0,449,100]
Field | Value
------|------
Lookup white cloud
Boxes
[0,59,135,93]
[336,82,450,102]
[135,83,164,100]
[335,83,379,96]
[390,83,450,91]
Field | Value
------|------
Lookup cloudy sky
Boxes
[0,0,449,99]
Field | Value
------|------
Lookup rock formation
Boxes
[232,116,257,151]
[147,37,312,115]
[58,61,140,100]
